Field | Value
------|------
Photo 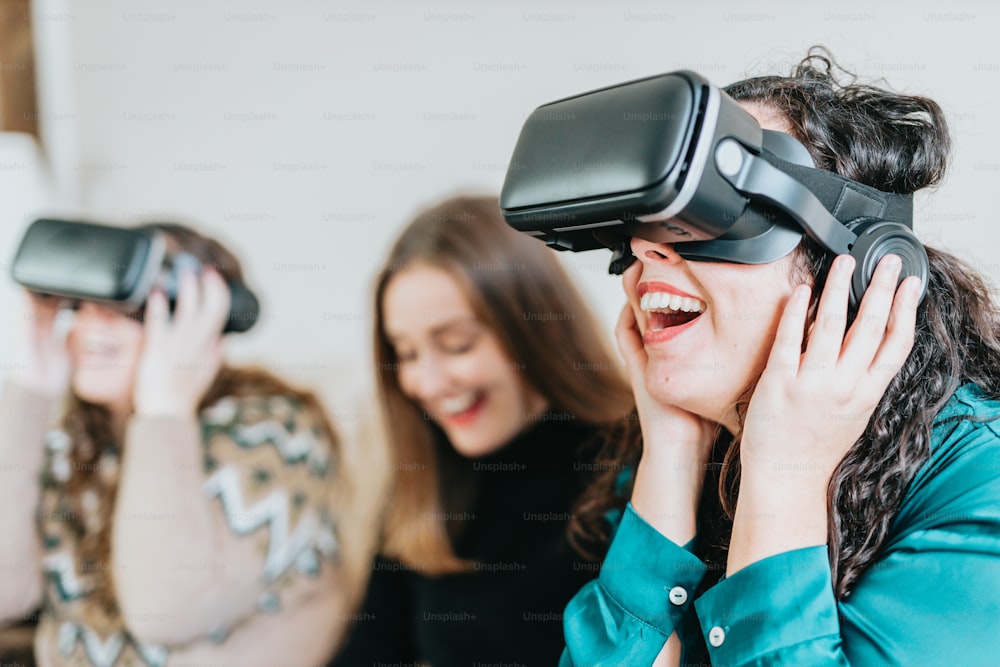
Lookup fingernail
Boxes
[836,255,854,275]
[883,254,902,271]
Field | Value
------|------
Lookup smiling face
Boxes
[67,302,145,412]
[624,243,798,433]
[624,105,803,433]
[381,263,548,458]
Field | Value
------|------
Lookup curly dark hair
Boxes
[570,47,1000,598]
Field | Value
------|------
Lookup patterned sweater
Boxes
[0,382,342,667]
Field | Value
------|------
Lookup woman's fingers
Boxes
[802,254,853,368]
[173,267,200,324]
[869,275,921,385]
[27,290,58,318]
[614,303,635,354]
[23,291,66,342]
[762,284,810,380]
[763,254,916,412]
[201,269,231,336]
[840,254,903,375]
[615,303,648,386]
[157,268,230,339]
[143,288,170,344]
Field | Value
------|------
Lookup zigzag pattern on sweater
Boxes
[202,397,330,475]
[233,420,330,475]
[42,551,88,600]
[57,622,167,667]
[202,465,338,582]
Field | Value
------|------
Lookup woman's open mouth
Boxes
[437,390,488,428]
[638,284,706,345]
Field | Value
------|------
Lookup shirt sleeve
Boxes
[693,419,1000,666]
[0,381,57,624]
[560,503,707,667]
[114,393,342,646]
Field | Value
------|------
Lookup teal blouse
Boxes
[560,384,1000,666]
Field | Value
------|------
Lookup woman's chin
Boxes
[644,364,687,402]
[71,377,129,408]
[643,369,714,419]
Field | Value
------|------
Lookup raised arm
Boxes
[0,292,71,624]
[695,255,1000,664]
[560,302,716,666]
[113,393,341,646]
[694,408,1000,665]
[0,382,57,624]
[112,270,341,645]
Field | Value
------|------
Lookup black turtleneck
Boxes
[330,416,601,667]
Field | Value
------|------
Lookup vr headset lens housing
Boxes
[500,70,927,306]
[502,72,768,250]
[13,219,165,305]
[11,219,260,333]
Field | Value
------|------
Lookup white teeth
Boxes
[439,393,477,415]
[640,292,706,313]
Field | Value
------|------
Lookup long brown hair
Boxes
[61,222,342,618]
[373,195,633,575]
[572,48,1000,598]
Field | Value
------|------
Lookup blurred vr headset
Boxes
[500,70,928,306]
[11,218,260,333]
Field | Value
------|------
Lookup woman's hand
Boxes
[729,253,921,574]
[616,300,716,545]
[12,290,72,397]
[133,268,231,418]
[615,303,716,456]
[741,253,920,485]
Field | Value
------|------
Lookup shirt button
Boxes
[667,586,688,606]
[708,626,726,647]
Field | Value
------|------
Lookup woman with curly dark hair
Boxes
[561,49,1000,665]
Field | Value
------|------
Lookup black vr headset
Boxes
[500,70,928,307]
[11,218,260,333]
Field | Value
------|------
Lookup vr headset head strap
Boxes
[715,139,913,245]
[715,139,926,306]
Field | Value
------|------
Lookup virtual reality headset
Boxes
[500,70,928,307]
[11,218,260,333]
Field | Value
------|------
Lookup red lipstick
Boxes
[637,281,702,300]
[636,282,705,346]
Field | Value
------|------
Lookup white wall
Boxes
[5,0,1000,431]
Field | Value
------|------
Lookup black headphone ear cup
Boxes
[847,221,929,309]
[225,282,260,334]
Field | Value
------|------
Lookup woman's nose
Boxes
[76,301,119,320]
[409,355,452,400]
[629,236,684,265]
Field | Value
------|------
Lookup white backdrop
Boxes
[3,0,999,436]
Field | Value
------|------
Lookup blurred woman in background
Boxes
[331,196,634,666]
[0,223,347,667]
